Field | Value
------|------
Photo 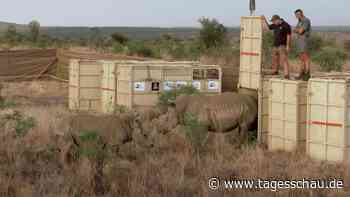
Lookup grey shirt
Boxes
[296,17,311,38]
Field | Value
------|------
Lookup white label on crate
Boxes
[176,81,188,88]
[192,81,201,90]
[208,80,219,90]
[164,81,175,91]
[134,82,145,91]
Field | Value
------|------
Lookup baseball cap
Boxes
[270,15,281,22]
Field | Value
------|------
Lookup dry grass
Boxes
[0,81,350,196]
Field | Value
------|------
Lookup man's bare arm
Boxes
[297,27,305,34]
[261,16,270,31]
[287,34,291,51]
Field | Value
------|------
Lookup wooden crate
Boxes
[268,79,308,152]
[101,61,117,114]
[238,16,263,90]
[307,77,350,162]
[69,59,102,111]
[116,63,222,109]
[258,77,271,146]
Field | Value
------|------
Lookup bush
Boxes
[127,41,154,57]
[75,130,107,159]
[198,17,227,50]
[3,111,36,137]
[111,32,129,45]
[307,35,324,53]
[155,37,201,60]
[183,113,208,151]
[345,40,350,52]
[15,117,35,137]
[185,40,201,60]
[0,100,16,109]
[112,42,126,54]
[158,85,199,106]
[313,47,346,72]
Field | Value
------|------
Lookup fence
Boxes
[56,49,151,79]
[0,49,57,81]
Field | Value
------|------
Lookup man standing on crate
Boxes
[294,9,312,81]
[262,15,292,79]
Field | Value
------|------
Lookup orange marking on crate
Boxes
[241,52,259,56]
[101,88,115,91]
[310,121,343,127]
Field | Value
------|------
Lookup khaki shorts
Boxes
[296,36,310,53]
[272,46,288,57]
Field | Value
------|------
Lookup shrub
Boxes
[75,130,107,159]
[127,41,154,57]
[313,47,346,72]
[3,111,36,137]
[307,34,324,54]
[345,40,350,52]
[111,32,129,45]
[158,85,199,106]
[0,100,16,109]
[15,116,36,137]
[185,40,201,60]
[183,113,208,151]
[112,42,126,54]
[198,17,227,50]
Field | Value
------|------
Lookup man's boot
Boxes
[303,71,311,81]
[295,71,304,80]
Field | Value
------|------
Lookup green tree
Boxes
[127,41,154,57]
[313,47,346,72]
[161,33,174,41]
[198,17,227,50]
[28,20,40,43]
[307,34,324,54]
[38,34,52,49]
[345,40,350,53]
[89,27,105,50]
[5,25,18,47]
[111,32,129,45]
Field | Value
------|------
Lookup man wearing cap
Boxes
[263,15,292,79]
[294,9,312,81]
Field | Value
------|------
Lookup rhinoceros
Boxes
[175,92,258,133]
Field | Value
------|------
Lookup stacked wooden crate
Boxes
[307,77,350,162]
[69,60,222,113]
[268,79,308,152]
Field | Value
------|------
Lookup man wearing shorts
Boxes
[263,15,292,79]
[294,9,312,81]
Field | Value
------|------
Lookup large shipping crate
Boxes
[238,16,263,90]
[256,75,282,145]
[116,63,222,109]
[70,60,222,112]
[257,77,271,145]
[101,61,117,113]
[268,79,308,152]
[69,60,102,111]
[307,78,350,162]
[192,65,222,94]
[116,64,164,109]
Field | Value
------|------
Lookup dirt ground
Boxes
[0,80,68,106]
[0,80,350,197]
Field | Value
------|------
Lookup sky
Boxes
[0,0,349,27]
